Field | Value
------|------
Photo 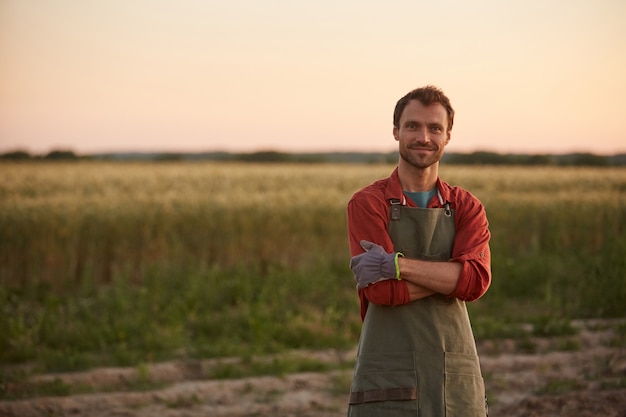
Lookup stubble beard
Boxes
[399,144,444,170]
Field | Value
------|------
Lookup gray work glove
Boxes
[349,240,402,290]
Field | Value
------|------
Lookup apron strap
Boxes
[437,190,453,216]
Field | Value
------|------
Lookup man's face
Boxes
[393,100,451,169]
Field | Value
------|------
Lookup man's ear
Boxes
[445,131,451,145]
[393,127,399,141]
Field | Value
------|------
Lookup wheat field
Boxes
[1,161,625,372]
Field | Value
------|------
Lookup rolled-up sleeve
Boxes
[447,197,492,301]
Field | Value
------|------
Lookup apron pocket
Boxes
[349,352,418,411]
[444,352,486,417]
[350,371,417,404]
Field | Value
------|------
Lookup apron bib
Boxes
[348,198,486,417]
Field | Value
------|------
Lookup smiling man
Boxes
[346,86,492,416]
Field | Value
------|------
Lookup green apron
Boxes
[348,195,487,416]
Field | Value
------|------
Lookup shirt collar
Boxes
[384,167,452,208]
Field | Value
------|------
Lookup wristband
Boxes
[394,252,404,280]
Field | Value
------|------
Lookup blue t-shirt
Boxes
[404,189,437,208]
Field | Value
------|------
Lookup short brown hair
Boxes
[393,86,455,131]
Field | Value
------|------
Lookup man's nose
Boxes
[414,128,430,143]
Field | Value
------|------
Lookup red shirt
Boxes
[347,168,492,320]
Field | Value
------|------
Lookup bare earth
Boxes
[2,319,625,417]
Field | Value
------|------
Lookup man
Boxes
[347,85,491,416]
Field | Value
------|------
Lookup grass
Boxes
[208,356,351,380]
[608,322,626,347]
[535,378,585,396]
[0,362,169,401]
[1,161,625,378]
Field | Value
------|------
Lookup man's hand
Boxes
[349,240,401,289]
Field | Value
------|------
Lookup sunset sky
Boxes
[1,0,625,155]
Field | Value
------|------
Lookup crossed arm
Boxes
[350,240,462,301]
[348,196,491,309]
[399,257,462,301]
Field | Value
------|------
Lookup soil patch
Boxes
[2,319,624,417]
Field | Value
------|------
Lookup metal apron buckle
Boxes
[390,198,402,221]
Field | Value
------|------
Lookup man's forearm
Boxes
[406,282,436,301]
[398,257,462,296]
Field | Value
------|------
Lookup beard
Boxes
[399,143,445,169]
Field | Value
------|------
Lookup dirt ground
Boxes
[2,319,625,417]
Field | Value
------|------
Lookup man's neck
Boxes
[397,159,439,192]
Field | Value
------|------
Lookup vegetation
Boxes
[1,149,625,165]
[1,162,625,378]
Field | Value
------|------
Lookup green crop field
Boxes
[1,161,625,375]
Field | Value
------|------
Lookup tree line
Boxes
[1,149,625,166]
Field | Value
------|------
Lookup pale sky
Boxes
[1,0,625,155]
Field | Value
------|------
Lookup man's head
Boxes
[393,86,454,172]
[393,85,454,132]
